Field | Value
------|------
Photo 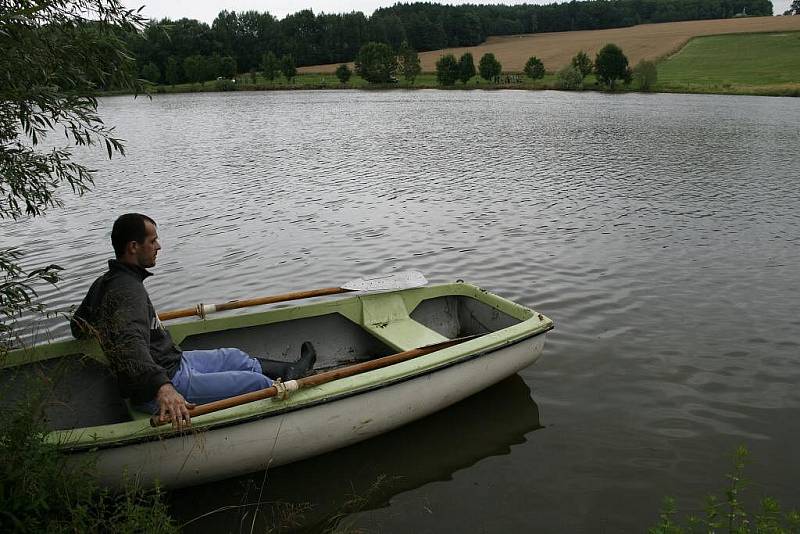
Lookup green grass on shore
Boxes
[656,31,800,95]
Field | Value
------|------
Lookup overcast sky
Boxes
[123,0,793,23]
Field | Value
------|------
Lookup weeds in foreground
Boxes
[0,384,177,533]
[650,446,800,534]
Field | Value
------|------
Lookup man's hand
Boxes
[156,383,195,430]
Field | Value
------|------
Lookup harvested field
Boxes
[299,16,800,73]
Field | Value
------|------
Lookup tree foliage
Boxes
[335,63,352,84]
[1,3,176,527]
[633,59,658,91]
[260,51,280,81]
[524,56,545,79]
[478,53,502,82]
[557,65,584,90]
[457,53,476,84]
[1,0,147,352]
[397,41,422,83]
[121,0,772,82]
[355,42,397,84]
[435,54,459,86]
[280,54,297,82]
[571,51,594,78]
[594,43,631,88]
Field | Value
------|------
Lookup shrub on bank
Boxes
[557,65,584,90]
[0,389,177,532]
[634,60,658,91]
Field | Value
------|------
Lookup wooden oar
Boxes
[157,271,427,321]
[150,335,477,427]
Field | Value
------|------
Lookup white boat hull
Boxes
[80,334,546,489]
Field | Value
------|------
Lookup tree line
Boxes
[127,0,772,84]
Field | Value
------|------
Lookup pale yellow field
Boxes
[300,16,800,73]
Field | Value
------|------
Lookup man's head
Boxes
[111,213,161,268]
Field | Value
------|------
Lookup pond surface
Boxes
[4,89,799,531]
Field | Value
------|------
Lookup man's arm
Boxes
[102,284,195,429]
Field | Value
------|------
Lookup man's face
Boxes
[135,221,161,268]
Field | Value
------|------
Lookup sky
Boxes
[122,0,794,23]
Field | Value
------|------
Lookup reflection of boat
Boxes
[2,282,552,489]
[169,374,542,532]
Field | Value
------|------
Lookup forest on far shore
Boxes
[128,0,774,85]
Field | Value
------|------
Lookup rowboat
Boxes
[2,281,553,489]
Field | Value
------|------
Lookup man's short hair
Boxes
[111,213,156,258]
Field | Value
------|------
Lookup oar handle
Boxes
[157,287,348,321]
[150,335,477,427]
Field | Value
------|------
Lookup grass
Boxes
[649,446,800,534]
[141,72,564,94]
[657,31,800,91]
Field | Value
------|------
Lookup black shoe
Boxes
[258,342,317,381]
[286,341,317,380]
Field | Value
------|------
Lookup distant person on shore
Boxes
[70,213,316,429]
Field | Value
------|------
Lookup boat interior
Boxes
[1,289,526,431]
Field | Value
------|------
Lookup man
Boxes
[71,213,315,429]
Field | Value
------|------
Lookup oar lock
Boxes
[273,379,299,400]
[194,303,218,319]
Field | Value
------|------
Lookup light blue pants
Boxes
[136,348,273,413]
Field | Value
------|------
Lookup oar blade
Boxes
[341,271,428,292]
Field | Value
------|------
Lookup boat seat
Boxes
[360,293,449,351]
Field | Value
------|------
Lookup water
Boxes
[3,90,799,531]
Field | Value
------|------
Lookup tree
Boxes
[280,54,297,82]
[435,54,459,86]
[335,63,352,84]
[355,42,397,84]
[633,59,658,91]
[556,65,584,90]
[220,56,237,79]
[397,40,422,84]
[478,53,502,82]
[165,56,181,86]
[140,62,161,84]
[524,56,545,80]
[571,51,593,79]
[594,43,631,89]
[787,0,799,14]
[457,52,476,84]
[182,55,203,84]
[260,51,280,82]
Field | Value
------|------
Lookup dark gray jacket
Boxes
[71,260,182,403]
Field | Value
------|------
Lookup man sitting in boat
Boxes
[70,213,316,429]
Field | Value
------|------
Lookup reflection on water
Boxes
[2,89,799,531]
[169,375,541,531]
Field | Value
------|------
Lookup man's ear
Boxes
[125,240,139,256]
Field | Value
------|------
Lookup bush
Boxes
[0,391,177,532]
[595,43,631,89]
[524,56,545,79]
[355,42,397,84]
[436,54,459,86]
[633,59,658,91]
[214,79,237,91]
[478,53,502,82]
[556,65,584,90]
[335,63,352,84]
[571,51,593,78]
[457,53,476,84]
